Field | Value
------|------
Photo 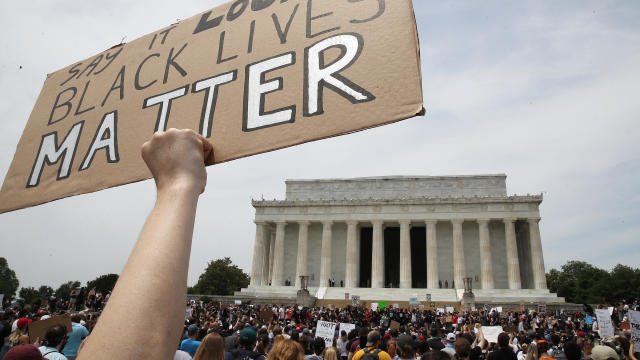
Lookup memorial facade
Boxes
[239,175,563,302]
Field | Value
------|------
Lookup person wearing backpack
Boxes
[352,331,392,360]
[225,327,266,360]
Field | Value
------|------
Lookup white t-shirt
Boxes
[174,350,193,360]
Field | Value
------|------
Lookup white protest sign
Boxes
[437,308,445,314]
[393,303,399,309]
[481,326,504,343]
[317,320,337,348]
[628,310,640,342]
[446,306,454,314]
[340,323,356,337]
[596,309,614,338]
[185,305,192,320]
[608,307,614,316]
[496,306,503,313]
[371,302,378,311]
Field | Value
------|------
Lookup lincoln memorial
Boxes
[238,175,563,303]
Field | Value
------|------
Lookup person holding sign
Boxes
[78,129,213,359]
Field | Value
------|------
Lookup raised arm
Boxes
[79,129,213,360]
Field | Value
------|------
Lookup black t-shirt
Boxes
[487,348,517,360]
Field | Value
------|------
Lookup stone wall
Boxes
[285,175,507,201]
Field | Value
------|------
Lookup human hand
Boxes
[141,129,214,195]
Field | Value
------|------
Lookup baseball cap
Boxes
[240,327,257,343]
[446,333,456,342]
[3,345,45,360]
[188,324,199,332]
[591,345,619,360]
[17,318,32,330]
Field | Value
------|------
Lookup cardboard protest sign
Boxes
[629,310,640,342]
[316,320,336,348]
[351,295,360,307]
[0,0,424,213]
[260,308,273,322]
[481,326,503,343]
[390,320,401,331]
[28,314,72,343]
[340,322,355,336]
[595,309,614,338]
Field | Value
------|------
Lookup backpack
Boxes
[362,348,382,360]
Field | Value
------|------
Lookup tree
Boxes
[546,261,640,304]
[19,287,41,306]
[86,274,119,294]
[191,257,250,296]
[38,285,54,299]
[0,257,19,301]
[55,281,81,300]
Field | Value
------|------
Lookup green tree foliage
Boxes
[38,285,54,299]
[86,274,119,294]
[19,287,41,306]
[546,261,640,304]
[0,257,19,301]
[191,257,250,296]
[55,281,81,300]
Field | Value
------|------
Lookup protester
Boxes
[352,331,392,360]
[62,314,88,360]
[3,344,46,360]
[194,332,225,360]
[487,334,517,360]
[441,333,457,358]
[268,339,305,360]
[396,334,417,360]
[183,325,204,357]
[39,324,69,360]
[455,338,471,360]
[325,347,340,360]
[306,337,326,360]
[337,330,349,360]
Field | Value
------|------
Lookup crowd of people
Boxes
[1,299,638,360]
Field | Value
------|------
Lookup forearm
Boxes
[80,186,199,359]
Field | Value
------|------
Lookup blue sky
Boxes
[0,0,638,290]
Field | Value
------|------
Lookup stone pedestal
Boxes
[296,289,316,307]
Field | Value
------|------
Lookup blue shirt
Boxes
[63,323,89,357]
[181,338,202,357]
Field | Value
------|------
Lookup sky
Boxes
[0,0,639,292]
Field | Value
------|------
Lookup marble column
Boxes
[319,221,333,287]
[504,218,521,289]
[268,230,275,284]
[345,221,359,288]
[250,222,266,287]
[452,219,466,289]
[271,221,287,286]
[477,219,494,289]
[528,218,547,289]
[261,226,271,285]
[399,220,412,289]
[371,220,384,288]
[426,220,439,289]
[295,221,310,288]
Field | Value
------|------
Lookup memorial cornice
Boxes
[252,194,543,207]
